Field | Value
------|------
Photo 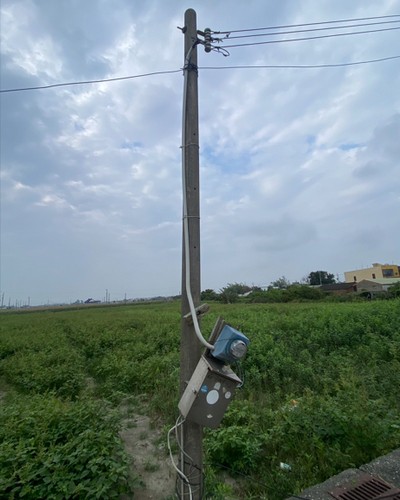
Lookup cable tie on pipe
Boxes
[183,62,198,73]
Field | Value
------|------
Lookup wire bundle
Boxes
[168,416,204,500]
[208,14,400,48]
[1,14,399,93]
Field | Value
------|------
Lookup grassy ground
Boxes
[0,299,399,498]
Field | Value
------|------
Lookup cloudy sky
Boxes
[1,0,399,306]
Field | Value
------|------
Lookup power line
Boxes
[1,54,399,95]
[1,14,399,94]
[0,69,182,94]
[221,19,400,41]
[199,54,400,70]
[220,26,400,48]
[214,14,400,34]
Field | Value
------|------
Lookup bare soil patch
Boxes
[120,413,176,500]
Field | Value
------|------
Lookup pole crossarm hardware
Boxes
[183,303,210,326]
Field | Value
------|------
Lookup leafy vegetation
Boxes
[0,395,132,498]
[202,300,400,498]
[389,281,400,298]
[0,299,399,498]
[248,284,327,303]
[269,276,291,289]
[219,282,253,303]
[203,279,400,304]
[306,270,336,285]
[201,278,370,303]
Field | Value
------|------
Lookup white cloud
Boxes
[1,0,399,304]
[1,1,63,79]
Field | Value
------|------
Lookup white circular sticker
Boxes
[206,389,219,405]
[225,391,232,399]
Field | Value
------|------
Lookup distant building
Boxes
[344,263,400,282]
[357,278,400,295]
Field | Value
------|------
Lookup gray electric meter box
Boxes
[178,355,242,429]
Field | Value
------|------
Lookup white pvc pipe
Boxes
[182,44,214,351]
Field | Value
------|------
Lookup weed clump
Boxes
[0,394,134,498]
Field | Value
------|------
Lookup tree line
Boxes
[201,270,400,304]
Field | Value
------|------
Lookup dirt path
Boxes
[120,412,176,500]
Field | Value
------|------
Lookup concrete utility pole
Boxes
[180,8,203,499]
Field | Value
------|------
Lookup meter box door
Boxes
[178,355,242,429]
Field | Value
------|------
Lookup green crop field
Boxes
[1,299,399,499]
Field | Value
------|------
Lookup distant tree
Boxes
[248,284,326,303]
[388,282,400,298]
[270,276,291,289]
[219,287,238,304]
[219,282,251,303]
[228,283,252,295]
[286,284,326,300]
[200,289,219,301]
[307,270,336,285]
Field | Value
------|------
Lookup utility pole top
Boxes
[185,8,196,17]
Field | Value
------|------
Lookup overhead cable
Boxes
[199,54,400,70]
[220,26,400,48]
[221,19,400,41]
[0,69,182,94]
[214,14,400,34]
[1,54,399,95]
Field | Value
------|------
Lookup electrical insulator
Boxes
[204,28,212,53]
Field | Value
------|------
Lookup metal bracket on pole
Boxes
[183,303,210,325]
[203,316,225,358]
